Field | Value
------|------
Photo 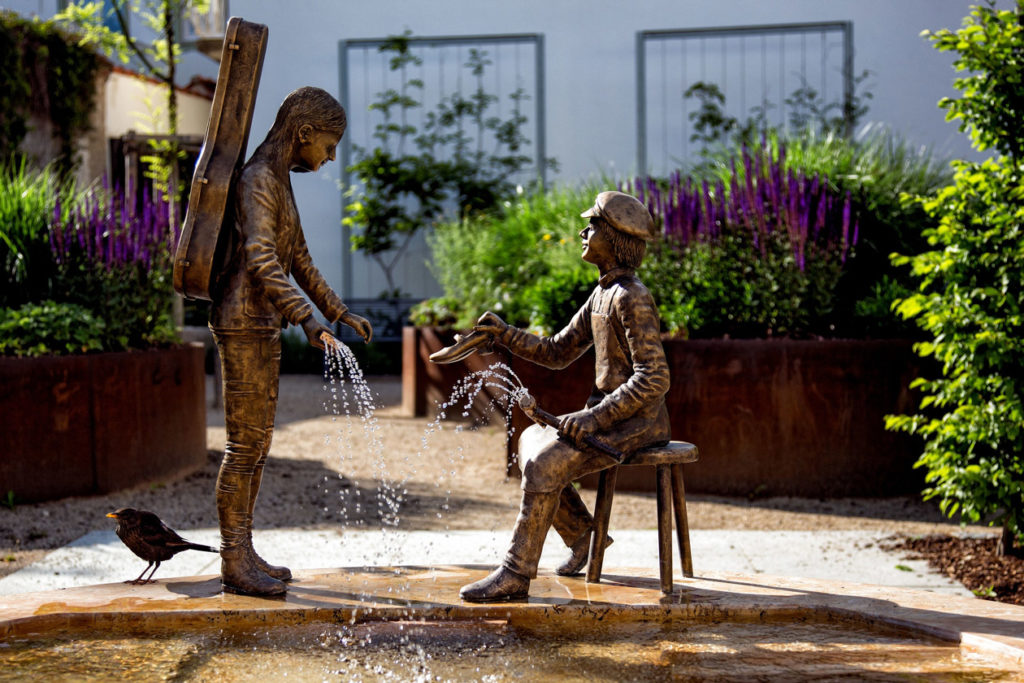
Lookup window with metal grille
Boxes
[637,22,854,176]
[336,33,547,305]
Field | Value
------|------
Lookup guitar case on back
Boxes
[173,17,268,301]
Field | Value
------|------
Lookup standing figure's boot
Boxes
[245,458,291,582]
[221,544,285,596]
[245,534,292,582]
[552,485,612,576]
[461,490,559,602]
[218,468,285,597]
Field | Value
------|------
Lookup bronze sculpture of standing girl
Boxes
[211,86,371,596]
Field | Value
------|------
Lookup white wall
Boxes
[2,0,62,18]
[105,69,212,138]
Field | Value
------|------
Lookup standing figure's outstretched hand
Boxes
[340,311,373,343]
[302,316,333,350]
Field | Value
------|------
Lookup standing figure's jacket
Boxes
[211,162,347,331]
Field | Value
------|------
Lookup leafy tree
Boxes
[55,0,208,200]
[345,33,554,296]
[887,0,1024,556]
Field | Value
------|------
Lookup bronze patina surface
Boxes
[173,18,267,302]
[444,191,677,602]
[175,22,371,598]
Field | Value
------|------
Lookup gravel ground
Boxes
[0,373,991,580]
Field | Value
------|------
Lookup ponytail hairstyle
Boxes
[263,86,347,146]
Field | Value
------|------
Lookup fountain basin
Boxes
[2,567,1022,680]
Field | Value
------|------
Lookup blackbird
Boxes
[106,508,217,584]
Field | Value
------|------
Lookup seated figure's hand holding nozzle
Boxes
[427,314,503,365]
[516,393,625,464]
[473,310,508,337]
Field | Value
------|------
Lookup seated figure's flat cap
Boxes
[581,191,656,241]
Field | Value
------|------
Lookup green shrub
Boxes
[693,128,951,337]
[630,137,856,338]
[0,166,179,355]
[420,130,949,340]
[887,0,1024,553]
[408,296,460,328]
[0,301,106,356]
[0,161,77,308]
[425,184,594,333]
[641,229,843,339]
[48,181,179,351]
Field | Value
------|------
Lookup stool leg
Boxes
[587,466,618,583]
[670,463,693,577]
[656,464,673,593]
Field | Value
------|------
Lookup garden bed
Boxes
[404,327,926,497]
[0,344,207,503]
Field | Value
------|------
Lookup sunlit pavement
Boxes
[0,528,971,596]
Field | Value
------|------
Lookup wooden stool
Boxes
[587,440,698,594]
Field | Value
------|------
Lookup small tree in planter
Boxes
[346,33,554,297]
[887,0,1024,556]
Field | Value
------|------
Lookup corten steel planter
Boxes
[404,327,926,497]
[0,344,207,503]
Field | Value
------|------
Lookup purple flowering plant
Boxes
[47,177,179,350]
[630,137,859,338]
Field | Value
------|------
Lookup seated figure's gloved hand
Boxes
[558,409,599,444]
[474,311,508,338]
[340,311,373,343]
[302,316,333,350]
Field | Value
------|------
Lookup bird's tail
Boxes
[186,542,218,553]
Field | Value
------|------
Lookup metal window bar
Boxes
[637,21,853,177]
[338,33,545,301]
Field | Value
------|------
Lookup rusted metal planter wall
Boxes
[0,344,207,503]
[654,339,926,497]
[403,327,925,497]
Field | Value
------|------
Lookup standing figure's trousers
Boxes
[211,328,281,553]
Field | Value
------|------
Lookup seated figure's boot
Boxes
[552,485,609,576]
[459,566,530,602]
[221,547,286,596]
[462,490,559,601]
[556,529,613,576]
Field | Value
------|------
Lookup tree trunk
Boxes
[162,2,184,330]
[997,525,1022,558]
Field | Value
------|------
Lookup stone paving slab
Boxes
[0,529,971,596]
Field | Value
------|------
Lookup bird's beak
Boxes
[106,512,118,518]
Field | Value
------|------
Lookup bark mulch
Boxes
[888,534,1024,606]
